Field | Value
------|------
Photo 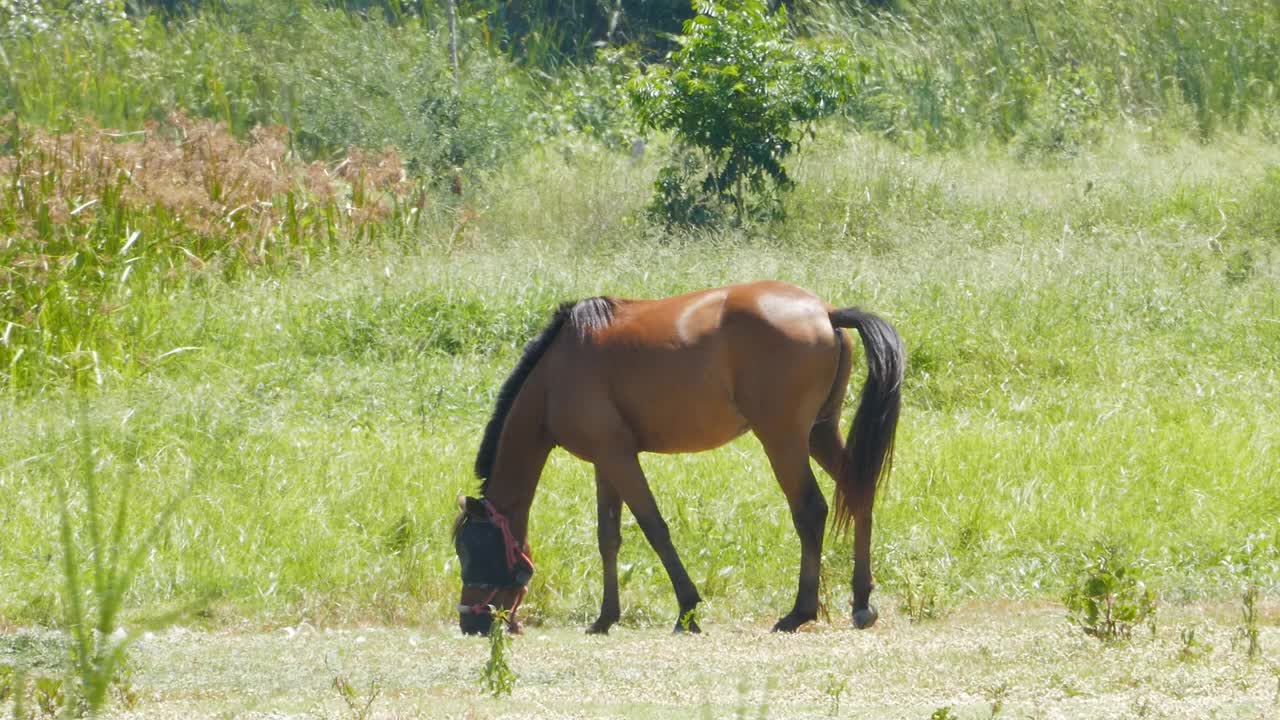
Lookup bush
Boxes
[629,0,852,225]
[529,49,641,152]
[279,8,529,183]
[1064,544,1156,642]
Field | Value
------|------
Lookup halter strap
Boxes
[480,499,535,577]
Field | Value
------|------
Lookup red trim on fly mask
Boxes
[481,499,535,578]
[459,500,534,631]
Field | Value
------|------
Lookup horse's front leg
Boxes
[587,471,622,634]
[596,452,702,633]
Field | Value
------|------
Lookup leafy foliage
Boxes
[1064,544,1157,642]
[528,48,642,151]
[629,0,852,224]
[480,609,516,698]
[279,7,528,182]
[464,0,693,64]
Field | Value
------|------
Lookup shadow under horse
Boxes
[453,281,903,635]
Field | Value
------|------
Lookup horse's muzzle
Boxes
[460,609,493,636]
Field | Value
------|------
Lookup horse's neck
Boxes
[481,380,553,542]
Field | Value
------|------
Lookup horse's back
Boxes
[544,282,843,457]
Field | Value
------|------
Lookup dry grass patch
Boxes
[6,602,1268,719]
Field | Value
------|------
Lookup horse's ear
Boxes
[462,496,486,518]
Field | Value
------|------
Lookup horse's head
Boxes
[453,496,534,636]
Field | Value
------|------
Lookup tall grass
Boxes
[0,115,424,391]
[804,0,1280,150]
[0,1,530,176]
[53,403,193,715]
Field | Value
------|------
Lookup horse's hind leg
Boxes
[594,452,703,633]
[587,471,622,635]
[759,432,828,632]
[809,416,844,480]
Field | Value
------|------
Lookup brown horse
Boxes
[453,281,903,635]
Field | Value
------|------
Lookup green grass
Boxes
[805,0,1280,149]
[3,126,1278,629]
[0,2,528,176]
[3,8,1279,719]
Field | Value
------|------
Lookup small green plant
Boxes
[983,681,1010,718]
[53,403,195,716]
[629,0,852,224]
[1063,544,1156,642]
[821,673,847,717]
[679,608,699,632]
[33,676,68,718]
[882,544,952,623]
[930,706,958,720]
[1227,534,1264,660]
[1177,626,1212,663]
[1240,584,1261,660]
[897,559,950,623]
[329,668,382,720]
[480,608,516,698]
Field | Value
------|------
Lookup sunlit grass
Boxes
[3,127,1278,629]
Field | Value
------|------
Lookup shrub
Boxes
[279,7,529,183]
[629,0,852,225]
[1064,544,1156,642]
[529,48,641,152]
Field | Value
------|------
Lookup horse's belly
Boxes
[547,351,747,458]
[634,408,748,453]
[614,375,748,453]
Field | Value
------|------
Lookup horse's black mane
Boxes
[474,297,616,493]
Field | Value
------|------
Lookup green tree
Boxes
[629,0,852,225]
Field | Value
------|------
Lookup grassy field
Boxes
[3,127,1278,629]
[3,1,1280,717]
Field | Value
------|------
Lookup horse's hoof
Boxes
[673,608,701,634]
[771,611,815,633]
[673,619,702,634]
[585,620,613,635]
[852,606,879,629]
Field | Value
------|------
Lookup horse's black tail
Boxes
[827,308,904,532]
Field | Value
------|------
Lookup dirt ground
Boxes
[5,602,1279,719]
